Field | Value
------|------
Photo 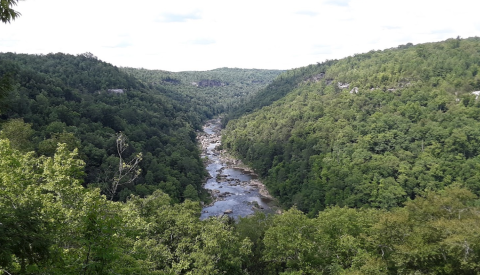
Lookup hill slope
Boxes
[0,52,208,202]
[223,37,480,214]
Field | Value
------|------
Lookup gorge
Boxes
[198,118,274,219]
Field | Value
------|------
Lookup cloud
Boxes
[0,37,18,48]
[105,41,132,49]
[311,44,333,55]
[382,26,401,30]
[188,38,216,45]
[156,11,201,23]
[5,0,480,72]
[295,10,319,17]
[324,0,351,7]
[430,28,454,34]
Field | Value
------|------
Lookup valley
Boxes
[2,37,480,274]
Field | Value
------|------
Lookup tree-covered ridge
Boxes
[223,37,480,214]
[223,60,337,125]
[0,52,207,202]
[122,67,283,123]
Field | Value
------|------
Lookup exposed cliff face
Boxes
[162,76,181,84]
[196,79,228,87]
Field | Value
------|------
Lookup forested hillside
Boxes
[0,52,208,202]
[223,37,480,214]
[2,38,480,274]
[121,67,282,126]
[0,52,286,274]
[223,60,337,125]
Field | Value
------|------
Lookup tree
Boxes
[0,73,12,114]
[235,212,274,274]
[183,184,199,201]
[0,0,21,23]
[0,138,132,274]
[369,186,480,274]
[107,133,142,200]
[0,139,84,273]
[0,118,34,152]
[263,207,318,273]
[38,132,82,157]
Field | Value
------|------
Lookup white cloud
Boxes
[1,0,479,71]
[156,11,202,23]
[295,10,320,17]
[188,38,216,45]
[324,0,351,7]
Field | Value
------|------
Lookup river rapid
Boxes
[198,118,275,219]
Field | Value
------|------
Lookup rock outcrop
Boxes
[197,79,228,87]
[472,91,480,99]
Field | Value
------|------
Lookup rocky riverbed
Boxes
[198,118,276,219]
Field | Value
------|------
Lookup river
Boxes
[198,118,275,219]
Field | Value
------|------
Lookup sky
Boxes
[2,0,480,72]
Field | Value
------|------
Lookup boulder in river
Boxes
[224,209,233,214]
[218,192,231,198]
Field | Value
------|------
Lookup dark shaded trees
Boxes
[0,52,208,202]
[0,0,20,23]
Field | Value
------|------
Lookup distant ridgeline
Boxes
[121,67,283,125]
[0,52,213,202]
[223,37,480,215]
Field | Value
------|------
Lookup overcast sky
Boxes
[2,0,480,72]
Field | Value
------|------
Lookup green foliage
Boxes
[0,149,480,274]
[0,118,34,152]
[263,207,318,273]
[3,36,480,275]
[0,0,20,23]
[0,139,104,273]
[235,212,274,274]
[223,61,336,125]
[0,73,12,113]
[232,186,480,274]
[0,52,208,202]
[368,185,480,274]
[118,190,252,274]
[223,37,480,214]
[0,141,256,274]
[37,132,81,156]
[122,67,283,127]
[184,183,200,201]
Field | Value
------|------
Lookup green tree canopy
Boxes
[0,0,20,23]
